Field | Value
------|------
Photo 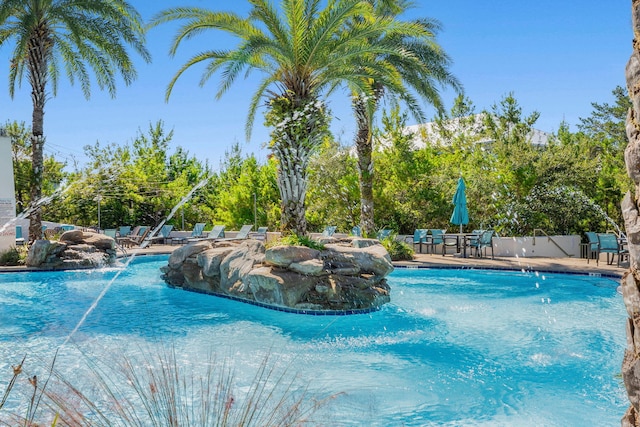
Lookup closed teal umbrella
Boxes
[450,177,469,233]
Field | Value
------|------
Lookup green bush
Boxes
[0,247,25,266]
[380,235,414,261]
[270,233,325,250]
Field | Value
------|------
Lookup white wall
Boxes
[493,235,581,258]
[0,134,16,251]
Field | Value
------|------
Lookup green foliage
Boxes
[213,144,280,230]
[50,121,211,230]
[272,234,325,251]
[380,234,414,261]
[0,247,25,266]
[306,140,360,232]
[367,91,627,236]
[5,121,66,215]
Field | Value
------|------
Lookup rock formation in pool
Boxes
[25,230,117,269]
[160,236,393,312]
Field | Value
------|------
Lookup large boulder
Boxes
[162,236,394,312]
[26,231,117,269]
[168,241,212,269]
[220,240,266,295]
[265,245,320,267]
[246,267,318,307]
[323,243,394,277]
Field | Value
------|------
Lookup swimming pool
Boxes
[0,255,628,426]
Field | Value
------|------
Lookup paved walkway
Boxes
[1,243,626,278]
[125,244,627,278]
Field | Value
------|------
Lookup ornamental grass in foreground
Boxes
[0,346,338,426]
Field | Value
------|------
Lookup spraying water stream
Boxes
[62,176,209,346]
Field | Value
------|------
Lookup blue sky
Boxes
[0,0,631,171]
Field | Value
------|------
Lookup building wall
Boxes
[0,134,16,251]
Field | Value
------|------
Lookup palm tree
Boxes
[622,1,640,423]
[0,0,150,242]
[151,0,428,236]
[351,0,461,236]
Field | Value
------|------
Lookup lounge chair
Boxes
[119,226,150,248]
[171,222,206,245]
[190,224,226,242]
[412,229,428,253]
[147,224,174,244]
[596,233,628,266]
[351,225,362,237]
[251,226,268,241]
[322,226,337,237]
[117,226,131,237]
[377,229,393,240]
[104,228,117,239]
[219,224,253,241]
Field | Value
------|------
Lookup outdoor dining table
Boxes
[441,233,480,258]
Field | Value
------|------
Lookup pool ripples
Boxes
[0,256,629,426]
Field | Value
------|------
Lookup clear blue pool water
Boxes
[0,255,628,426]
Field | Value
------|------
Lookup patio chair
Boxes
[412,229,428,253]
[596,233,628,267]
[426,229,445,255]
[469,230,495,259]
[104,228,117,239]
[15,225,24,245]
[584,231,599,264]
[441,233,460,256]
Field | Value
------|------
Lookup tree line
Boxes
[5,88,631,238]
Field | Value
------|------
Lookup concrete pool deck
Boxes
[121,243,627,279]
[0,243,626,279]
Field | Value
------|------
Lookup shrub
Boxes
[269,233,325,251]
[380,234,414,261]
[0,247,25,266]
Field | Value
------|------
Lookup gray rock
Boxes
[351,238,382,248]
[81,233,115,251]
[246,267,317,307]
[198,247,234,277]
[324,244,393,276]
[26,240,60,267]
[162,238,393,312]
[220,240,265,294]
[289,259,325,276]
[168,241,212,269]
[265,245,320,267]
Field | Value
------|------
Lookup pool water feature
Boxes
[0,256,627,426]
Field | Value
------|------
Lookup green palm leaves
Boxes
[0,0,149,241]
[152,0,460,234]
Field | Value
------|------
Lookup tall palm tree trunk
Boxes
[620,1,640,424]
[26,25,50,243]
[353,96,375,236]
[272,135,313,236]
